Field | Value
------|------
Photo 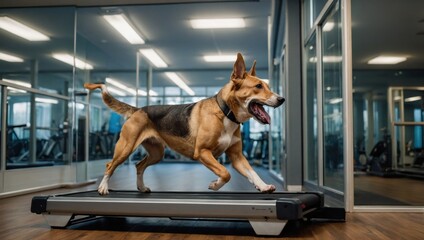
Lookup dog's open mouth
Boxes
[248,101,271,124]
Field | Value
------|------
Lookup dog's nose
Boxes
[275,96,285,107]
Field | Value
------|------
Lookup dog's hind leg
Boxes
[135,139,164,192]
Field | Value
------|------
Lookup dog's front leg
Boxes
[226,143,276,193]
[196,149,231,191]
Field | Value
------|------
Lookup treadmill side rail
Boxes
[31,196,49,214]
[276,198,303,220]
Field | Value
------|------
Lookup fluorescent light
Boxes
[138,89,159,96]
[190,18,245,29]
[106,77,135,95]
[106,78,158,96]
[204,55,237,62]
[0,16,49,41]
[368,56,407,65]
[165,72,195,96]
[139,49,168,68]
[309,56,343,63]
[329,98,343,104]
[35,97,58,104]
[0,52,24,62]
[103,14,145,44]
[107,86,126,96]
[52,53,93,70]
[323,21,335,32]
[405,96,422,102]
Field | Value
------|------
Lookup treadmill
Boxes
[31,190,345,236]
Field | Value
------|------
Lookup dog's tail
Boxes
[84,83,138,118]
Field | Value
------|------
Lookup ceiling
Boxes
[352,0,424,70]
[0,0,272,92]
[0,0,424,93]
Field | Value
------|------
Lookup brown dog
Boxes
[84,53,285,195]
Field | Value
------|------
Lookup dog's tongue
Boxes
[251,103,270,124]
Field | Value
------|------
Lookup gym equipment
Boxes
[367,129,397,177]
[31,190,345,236]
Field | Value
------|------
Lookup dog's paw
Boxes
[98,186,109,195]
[258,184,276,193]
[208,178,225,191]
[138,186,151,193]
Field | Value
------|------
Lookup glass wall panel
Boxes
[304,33,318,184]
[322,2,344,192]
[353,0,424,207]
[303,0,329,36]
[6,90,31,169]
[270,57,285,176]
[35,96,69,165]
[0,7,75,170]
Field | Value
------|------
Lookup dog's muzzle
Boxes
[248,96,285,125]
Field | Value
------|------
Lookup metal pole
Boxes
[147,65,152,106]
[29,59,38,164]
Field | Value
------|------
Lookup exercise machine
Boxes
[31,190,344,236]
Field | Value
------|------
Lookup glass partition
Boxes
[352,0,424,208]
[321,2,343,192]
[0,7,75,170]
[304,33,318,184]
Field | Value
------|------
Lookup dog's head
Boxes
[230,53,285,124]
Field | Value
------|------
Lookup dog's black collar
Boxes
[215,95,240,124]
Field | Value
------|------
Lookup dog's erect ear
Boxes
[248,60,256,76]
[231,53,246,80]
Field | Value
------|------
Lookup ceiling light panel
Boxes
[52,53,93,70]
[139,49,168,68]
[190,18,245,29]
[0,52,24,62]
[103,14,145,44]
[368,56,407,65]
[165,72,195,96]
[0,16,49,41]
[203,55,237,62]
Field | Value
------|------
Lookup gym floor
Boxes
[0,163,423,240]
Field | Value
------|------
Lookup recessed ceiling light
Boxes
[52,53,93,70]
[204,55,237,62]
[309,56,342,63]
[368,56,407,65]
[35,97,59,104]
[405,96,422,102]
[323,21,335,32]
[0,16,50,41]
[329,98,343,104]
[0,52,24,62]
[190,18,245,29]
[103,14,145,44]
[139,49,168,68]
[165,72,195,96]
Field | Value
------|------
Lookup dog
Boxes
[84,53,285,195]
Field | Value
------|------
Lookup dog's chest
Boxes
[215,118,239,154]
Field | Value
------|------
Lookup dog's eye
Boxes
[255,84,263,89]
